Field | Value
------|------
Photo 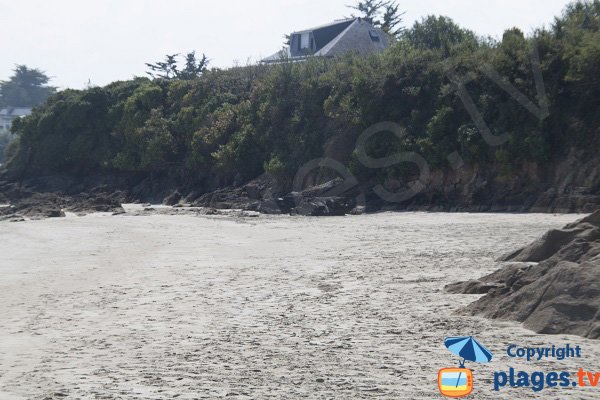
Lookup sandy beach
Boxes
[0,211,599,399]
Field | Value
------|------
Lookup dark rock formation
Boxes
[2,147,600,220]
[163,190,182,206]
[190,176,358,216]
[290,196,354,216]
[447,211,600,339]
[191,174,281,212]
[0,178,126,221]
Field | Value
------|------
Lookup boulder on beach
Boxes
[446,210,600,339]
[163,190,182,206]
[290,196,353,216]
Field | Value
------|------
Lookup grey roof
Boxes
[261,18,390,63]
[261,48,292,63]
[292,18,356,34]
[0,107,32,118]
[315,19,389,57]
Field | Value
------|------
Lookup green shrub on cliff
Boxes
[5,1,600,189]
[0,131,12,165]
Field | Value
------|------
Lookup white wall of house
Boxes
[0,108,32,133]
[0,118,12,133]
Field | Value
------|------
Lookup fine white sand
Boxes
[0,212,598,399]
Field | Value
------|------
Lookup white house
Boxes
[0,107,32,133]
[262,18,391,63]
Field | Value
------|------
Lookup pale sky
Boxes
[0,0,573,89]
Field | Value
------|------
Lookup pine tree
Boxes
[347,0,404,36]
[381,1,405,36]
[348,0,385,24]
[0,65,56,108]
[146,52,208,80]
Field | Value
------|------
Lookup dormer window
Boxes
[300,33,310,49]
[369,29,380,42]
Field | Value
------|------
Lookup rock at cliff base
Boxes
[447,210,600,339]
[163,190,182,206]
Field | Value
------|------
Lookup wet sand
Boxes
[0,212,598,399]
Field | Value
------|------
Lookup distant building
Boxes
[0,107,32,133]
[262,18,390,63]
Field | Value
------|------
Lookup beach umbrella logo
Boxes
[438,336,493,398]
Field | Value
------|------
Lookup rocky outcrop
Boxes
[186,173,286,212]
[0,178,126,221]
[190,176,358,216]
[162,190,182,206]
[447,211,600,339]
[285,195,354,216]
[2,147,600,220]
[369,148,600,213]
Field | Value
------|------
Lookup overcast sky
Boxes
[0,0,574,89]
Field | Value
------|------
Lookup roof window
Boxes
[369,29,380,42]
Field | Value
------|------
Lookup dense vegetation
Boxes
[5,1,600,193]
[0,132,10,165]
